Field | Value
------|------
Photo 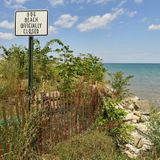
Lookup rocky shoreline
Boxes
[115,96,154,158]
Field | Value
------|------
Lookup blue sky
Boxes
[0,0,160,63]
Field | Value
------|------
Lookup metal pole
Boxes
[28,36,34,111]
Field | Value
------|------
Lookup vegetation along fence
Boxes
[0,89,102,159]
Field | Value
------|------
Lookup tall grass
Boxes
[0,107,50,160]
[43,128,129,160]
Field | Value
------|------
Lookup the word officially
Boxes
[15,10,48,36]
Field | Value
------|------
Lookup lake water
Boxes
[104,63,160,104]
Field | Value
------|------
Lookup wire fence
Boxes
[0,89,103,158]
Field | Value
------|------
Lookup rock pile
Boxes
[116,96,153,159]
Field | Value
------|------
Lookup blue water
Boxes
[104,63,160,103]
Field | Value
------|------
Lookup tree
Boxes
[108,72,133,100]
[0,39,106,96]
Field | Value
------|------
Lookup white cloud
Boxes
[126,11,137,17]
[4,0,27,9]
[77,8,124,32]
[54,14,78,28]
[71,0,85,3]
[134,0,143,4]
[118,0,128,7]
[49,0,143,6]
[15,0,29,4]
[94,0,112,4]
[49,26,58,33]
[49,0,64,6]
[0,32,14,40]
[148,24,160,31]
[12,4,26,9]
[0,20,14,29]
[71,0,112,4]
[4,0,12,6]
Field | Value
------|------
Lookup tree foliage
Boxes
[0,39,106,97]
[98,98,134,144]
[108,72,133,100]
[148,110,160,156]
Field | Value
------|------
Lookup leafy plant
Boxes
[0,45,28,98]
[98,98,134,144]
[108,72,133,100]
[148,110,160,157]
[0,39,106,96]
[75,53,106,83]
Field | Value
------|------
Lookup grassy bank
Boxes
[43,128,129,160]
[42,126,159,160]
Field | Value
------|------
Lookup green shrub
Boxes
[148,110,160,157]
[98,98,134,144]
[0,39,106,96]
[108,72,133,100]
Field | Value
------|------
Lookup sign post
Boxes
[28,36,33,111]
[15,10,48,111]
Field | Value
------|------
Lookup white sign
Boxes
[15,10,48,36]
